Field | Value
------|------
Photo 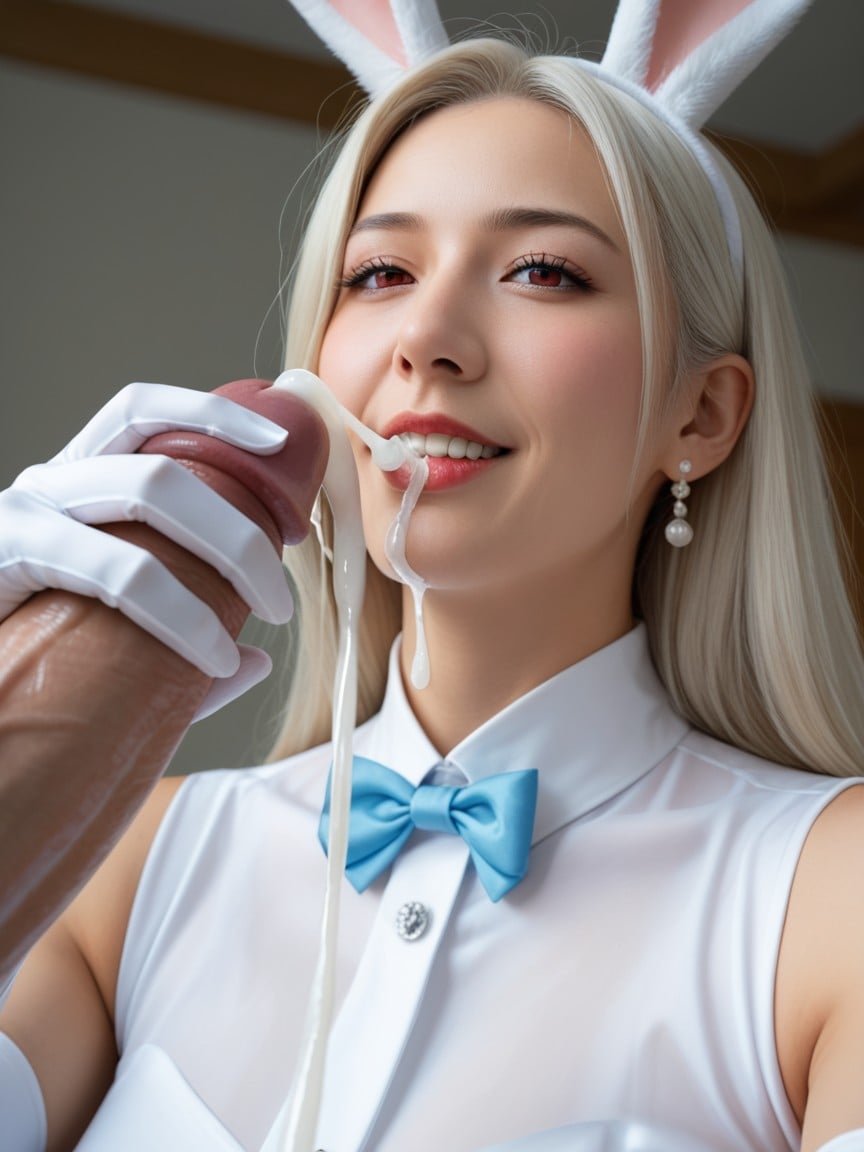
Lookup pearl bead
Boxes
[665,518,694,547]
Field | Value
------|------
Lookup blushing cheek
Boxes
[542,328,642,435]
[317,310,387,421]
[317,316,398,547]
[317,322,358,414]
[598,315,641,393]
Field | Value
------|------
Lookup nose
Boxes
[392,274,487,386]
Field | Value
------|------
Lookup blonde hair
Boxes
[269,39,864,777]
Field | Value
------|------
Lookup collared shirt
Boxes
[76,625,855,1152]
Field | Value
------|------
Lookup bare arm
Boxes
[776,784,864,1151]
[0,776,182,1151]
[0,467,254,1151]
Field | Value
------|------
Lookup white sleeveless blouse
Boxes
[75,626,857,1151]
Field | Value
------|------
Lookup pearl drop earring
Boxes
[665,460,693,548]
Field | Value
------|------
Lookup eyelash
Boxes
[337,252,596,292]
[509,253,594,292]
[338,257,407,290]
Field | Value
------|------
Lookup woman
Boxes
[1,10,863,1152]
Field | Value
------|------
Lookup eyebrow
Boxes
[348,207,619,252]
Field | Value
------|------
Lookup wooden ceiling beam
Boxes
[2,0,862,247]
[714,128,864,245]
[0,0,360,128]
[820,397,864,628]
[814,125,864,207]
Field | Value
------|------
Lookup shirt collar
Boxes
[357,624,689,844]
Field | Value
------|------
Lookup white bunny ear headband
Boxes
[288,0,813,273]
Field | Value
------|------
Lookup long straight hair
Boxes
[269,39,864,777]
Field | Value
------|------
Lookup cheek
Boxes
[317,317,402,555]
[518,317,644,448]
[317,310,388,418]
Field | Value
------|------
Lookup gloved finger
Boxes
[14,455,294,624]
[192,644,274,722]
[0,489,240,677]
[53,381,289,462]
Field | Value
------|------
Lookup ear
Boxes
[666,354,754,480]
[288,0,448,96]
[602,0,812,129]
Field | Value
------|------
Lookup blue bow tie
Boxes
[318,756,539,902]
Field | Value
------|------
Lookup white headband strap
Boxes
[286,0,812,273]
[571,58,744,272]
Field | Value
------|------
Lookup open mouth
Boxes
[398,432,505,461]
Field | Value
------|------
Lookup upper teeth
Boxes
[399,432,499,460]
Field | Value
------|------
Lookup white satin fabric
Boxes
[73,1043,723,1151]
[70,625,856,1151]
[817,1135,864,1152]
[0,1032,46,1152]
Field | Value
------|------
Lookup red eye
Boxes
[508,256,594,293]
[370,267,412,289]
[340,259,414,291]
[525,266,564,287]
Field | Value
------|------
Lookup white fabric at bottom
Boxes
[478,1118,720,1151]
[816,1134,864,1152]
[74,1044,243,1152]
[71,1047,738,1152]
[0,1032,47,1152]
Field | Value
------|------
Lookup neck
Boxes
[399,563,634,754]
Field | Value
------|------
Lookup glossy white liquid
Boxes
[266,370,427,1152]
[385,452,430,689]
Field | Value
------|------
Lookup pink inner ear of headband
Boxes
[646,0,754,89]
[329,0,408,66]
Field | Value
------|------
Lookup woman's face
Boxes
[318,97,669,604]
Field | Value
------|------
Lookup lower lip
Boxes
[385,455,502,492]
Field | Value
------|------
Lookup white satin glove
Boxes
[0,382,296,718]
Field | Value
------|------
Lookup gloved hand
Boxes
[0,381,311,715]
[0,379,329,978]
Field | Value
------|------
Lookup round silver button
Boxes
[396,900,430,941]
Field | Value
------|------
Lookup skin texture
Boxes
[775,784,864,1149]
[0,382,327,1150]
[1,98,861,1149]
[317,98,749,753]
[0,380,327,974]
[140,380,328,550]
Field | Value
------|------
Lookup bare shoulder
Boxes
[65,774,187,1015]
[776,782,864,1149]
[0,776,185,1150]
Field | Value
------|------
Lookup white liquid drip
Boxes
[385,453,430,689]
[276,369,408,472]
[263,370,424,1152]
